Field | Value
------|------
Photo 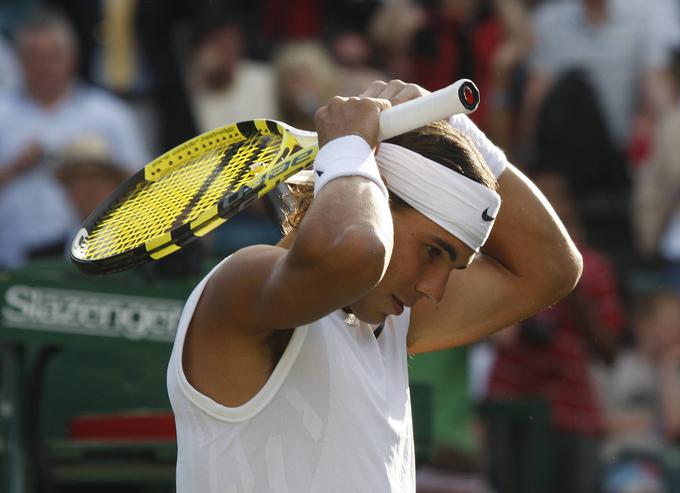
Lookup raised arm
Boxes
[197,96,394,334]
[408,162,582,352]
[354,79,582,352]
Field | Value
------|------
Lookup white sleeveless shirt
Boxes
[167,261,415,492]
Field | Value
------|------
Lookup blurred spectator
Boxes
[483,172,626,493]
[0,34,20,92]
[369,0,531,142]
[528,68,637,264]
[54,134,131,224]
[520,0,676,166]
[520,0,679,267]
[46,0,148,97]
[591,290,680,493]
[368,0,428,83]
[633,50,680,290]
[326,28,387,96]
[185,5,284,260]
[414,0,531,135]
[274,41,340,131]
[483,0,533,152]
[187,6,277,133]
[529,69,629,201]
[49,0,200,154]
[48,133,132,260]
[0,7,149,269]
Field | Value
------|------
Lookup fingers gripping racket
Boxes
[71,79,480,275]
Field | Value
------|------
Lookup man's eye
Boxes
[426,245,440,259]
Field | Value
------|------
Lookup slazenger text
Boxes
[2,285,182,342]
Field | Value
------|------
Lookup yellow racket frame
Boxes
[71,120,318,274]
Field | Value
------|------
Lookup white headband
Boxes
[285,142,501,251]
[376,143,500,252]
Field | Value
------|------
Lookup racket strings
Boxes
[169,139,249,229]
[186,134,284,222]
[82,132,285,259]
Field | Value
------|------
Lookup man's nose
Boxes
[414,268,450,303]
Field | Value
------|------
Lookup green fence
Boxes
[0,258,206,493]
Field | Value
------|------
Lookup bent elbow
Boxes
[565,244,584,291]
[550,242,583,301]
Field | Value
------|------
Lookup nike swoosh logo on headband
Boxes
[482,208,495,222]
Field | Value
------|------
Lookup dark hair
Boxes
[282,120,497,234]
[529,69,628,196]
[191,4,245,49]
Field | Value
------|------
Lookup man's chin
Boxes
[353,311,387,325]
[346,301,387,325]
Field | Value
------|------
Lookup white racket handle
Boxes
[284,79,480,185]
[377,79,479,141]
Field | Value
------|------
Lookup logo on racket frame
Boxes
[250,146,317,190]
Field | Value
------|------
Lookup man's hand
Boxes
[0,142,44,186]
[13,142,44,172]
[360,79,430,106]
[314,96,391,148]
[313,79,432,148]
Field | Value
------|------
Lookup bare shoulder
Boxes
[197,244,288,336]
[182,244,288,407]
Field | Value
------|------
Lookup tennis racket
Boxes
[71,79,480,275]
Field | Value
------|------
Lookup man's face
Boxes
[348,207,475,324]
[19,29,76,103]
[195,26,242,90]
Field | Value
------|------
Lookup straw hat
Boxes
[54,134,129,183]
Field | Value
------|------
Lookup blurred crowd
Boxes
[1,0,680,492]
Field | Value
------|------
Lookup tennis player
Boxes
[167,80,582,491]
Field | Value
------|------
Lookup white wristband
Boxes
[313,135,388,198]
